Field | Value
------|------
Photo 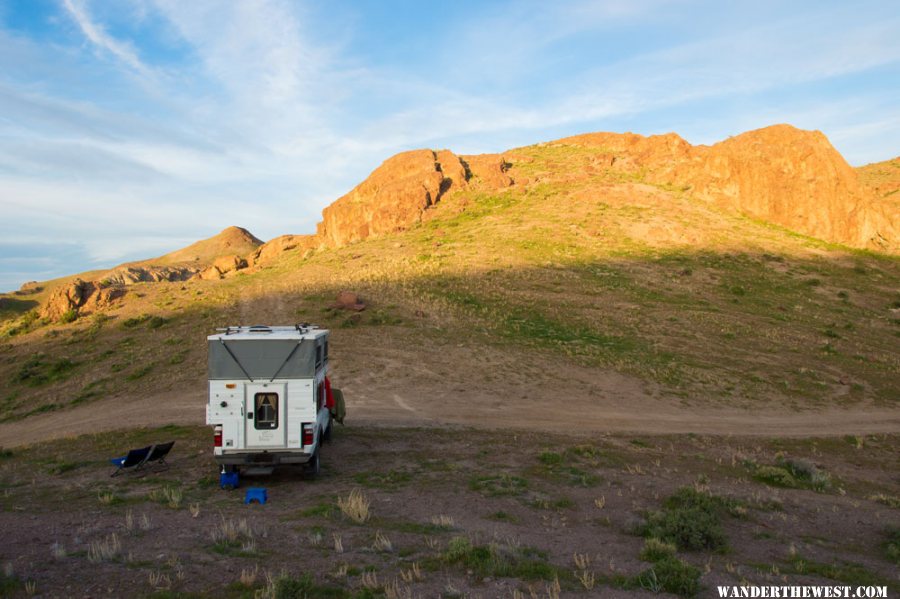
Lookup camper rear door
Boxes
[245,383,287,448]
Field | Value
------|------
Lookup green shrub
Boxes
[538,451,563,465]
[779,457,831,491]
[126,364,154,381]
[13,354,77,387]
[639,555,701,597]
[121,314,151,328]
[664,487,740,513]
[59,309,78,324]
[272,573,349,599]
[440,537,561,582]
[753,458,831,491]
[643,506,726,552]
[147,315,168,329]
[753,465,798,488]
[640,538,677,562]
[640,487,734,551]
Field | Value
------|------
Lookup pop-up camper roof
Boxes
[207,325,328,381]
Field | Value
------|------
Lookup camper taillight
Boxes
[213,425,223,448]
[302,423,314,446]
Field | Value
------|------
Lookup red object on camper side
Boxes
[324,376,335,410]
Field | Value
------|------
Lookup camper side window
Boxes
[316,345,323,369]
[254,392,278,430]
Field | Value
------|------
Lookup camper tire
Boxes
[306,450,320,478]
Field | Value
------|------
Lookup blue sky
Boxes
[0,0,898,292]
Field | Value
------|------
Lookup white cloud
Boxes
[62,0,151,76]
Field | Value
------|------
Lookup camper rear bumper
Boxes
[214,451,313,467]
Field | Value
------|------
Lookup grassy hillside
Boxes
[1,140,898,427]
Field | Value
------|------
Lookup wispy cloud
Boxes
[62,0,151,75]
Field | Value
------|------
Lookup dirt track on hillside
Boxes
[2,385,898,449]
[2,328,898,448]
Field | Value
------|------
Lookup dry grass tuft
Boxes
[373,530,393,552]
[239,565,258,587]
[97,490,118,505]
[430,514,455,527]
[399,562,423,583]
[211,516,253,546]
[360,571,380,590]
[384,579,412,599]
[149,485,183,509]
[87,533,121,563]
[148,570,171,590]
[575,569,595,590]
[338,489,371,523]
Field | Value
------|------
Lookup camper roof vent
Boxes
[248,325,272,333]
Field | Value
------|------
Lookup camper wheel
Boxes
[306,450,320,478]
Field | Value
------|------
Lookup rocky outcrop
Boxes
[199,255,249,280]
[677,126,896,251]
[857,156,900,199]
[330,291,366,311]
[35,226,265,319]
[14,282,42,295]
[313,149,514,250]
[102,265,199,286]
[39,278,126,321]
[249,235,318,268]
[317,150,455,247]
[461,153,513,189]
[556,125,897,252]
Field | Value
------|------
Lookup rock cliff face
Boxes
[102,265,199,286]
[39,279,126,321]
[679,125,895,251]
[316,150,511,247]
[557,125,897,251]
[249,235,317,268]
[314,149,512,248]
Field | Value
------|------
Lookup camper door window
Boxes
[254,392,279,430]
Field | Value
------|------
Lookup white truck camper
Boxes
[206,324,343,476]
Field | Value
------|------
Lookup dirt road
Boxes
[2,383,898,449]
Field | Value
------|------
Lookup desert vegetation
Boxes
[0,424,898,597]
